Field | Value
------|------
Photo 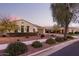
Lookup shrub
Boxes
[26,36,29,38]
[5,42,27,56]
[40,34,45,38]
[75,31,79,34]
[50,34,56,37]
[17,39,20,41]
[67,35,74,39]
[68,32,73,34]
[46,38,56,45]
[31,41,42,48]
[2,35,7,37]
[55,37,64,42]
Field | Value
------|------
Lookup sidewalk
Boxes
[27,39,79,56]
[0,38,47,50]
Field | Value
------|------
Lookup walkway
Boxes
[0,38,47,50]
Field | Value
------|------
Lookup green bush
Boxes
[50,34,56,37]
[5,42,27,56]
[68,32,73,34]
[67,35,74,39]
[55,37,64,42]
[46,38,56,45]
[75,31,79,34]
[31,41,42,48]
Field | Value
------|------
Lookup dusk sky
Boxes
[0,3,56,27]
[0,3,78,27]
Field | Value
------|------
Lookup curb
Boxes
[27,45,54,56]
[24,39,79,56]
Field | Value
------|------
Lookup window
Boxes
[15,25,19,33]
[33,28,35,32]
[21,25,24,33]
[27,26,29,32]
[15,29,18,33]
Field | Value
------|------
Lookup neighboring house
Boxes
[44,26,79,34]
[44,26,53,33]
[68,27,79,33]
[35,25,45,34]
[11,19,45,34]
[60,27,79,33]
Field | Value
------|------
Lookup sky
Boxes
[0,3,79,27]
[0,3,56,27]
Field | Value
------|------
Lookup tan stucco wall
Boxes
[15,20,38,33]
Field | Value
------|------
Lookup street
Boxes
[50,41,79,56]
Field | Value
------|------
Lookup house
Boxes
[60,27,79,33]
[11,19,45,34]
[44,26,79,34]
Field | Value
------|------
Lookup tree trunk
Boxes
[64,24,68,40]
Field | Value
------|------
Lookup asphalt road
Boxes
[49,41,79,56]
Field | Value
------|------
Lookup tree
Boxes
[51,3,76,40]
[0,17,18,33]
[52,24,61,33]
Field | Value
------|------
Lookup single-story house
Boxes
[11,19,45,34]
[60,27,79,33]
